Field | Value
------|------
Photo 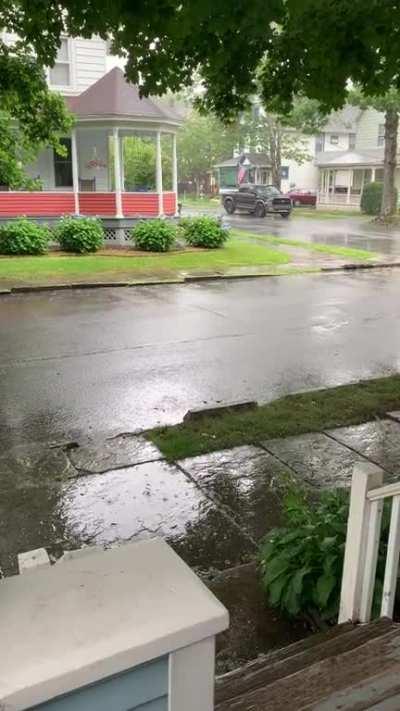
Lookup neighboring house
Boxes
[0,36,182,240]
[316,106,386,208]
[215,153,272,193]
[214,105,391,209]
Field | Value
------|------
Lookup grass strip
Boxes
[232,230,377,261]
[0,239,290,285]
[147,375,400,460]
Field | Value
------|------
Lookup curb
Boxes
[1,261,400,295]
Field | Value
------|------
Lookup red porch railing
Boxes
[0,191,177,218]
[0,192,75,217]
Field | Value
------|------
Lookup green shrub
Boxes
[179,216,229,248]
[0,218,50,255]
[131,219,176,252]
[360,181,398,215]
[259,486,389,621]
[55,216,104,253]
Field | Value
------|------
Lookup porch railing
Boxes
[317,191,361,208]
[339,463,400,624]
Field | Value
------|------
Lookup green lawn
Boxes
[0,239,290,285]
[180,196,221,210]
[232,230,377,261]
[147,375,400,460]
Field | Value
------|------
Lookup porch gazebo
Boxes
[0,68,183,240]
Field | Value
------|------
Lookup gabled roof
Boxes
[322,106,362,133]
[66,68,183,125]
[316,148,384,167]
[215,152,271,168]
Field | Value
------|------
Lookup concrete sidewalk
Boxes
[2,413,400,580]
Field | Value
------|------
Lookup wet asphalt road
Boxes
[1,269,400,447]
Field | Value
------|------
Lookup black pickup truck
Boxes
[222,184,292,218]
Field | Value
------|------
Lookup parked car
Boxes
[223,184,292,218]
[286,188,317,207]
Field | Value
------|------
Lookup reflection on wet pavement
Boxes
[179,446,291,540]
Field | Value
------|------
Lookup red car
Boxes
[286,189,317,207]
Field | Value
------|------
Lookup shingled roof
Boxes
[67,67,183,125]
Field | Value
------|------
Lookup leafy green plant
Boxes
[0,218,50,255]
[260,486,391,621]
[131,219,176,252]
[179,216,229,248]
[360,181,397,215]
[55,216,104,253]
[260,488,349,620]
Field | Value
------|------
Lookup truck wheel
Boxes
[281,212,290,219]
[224,198,236,214]
[255,202,266,218]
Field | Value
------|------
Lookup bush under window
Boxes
[131,219,176,252]
[0,218,50,255]
[179,216,229,248]
[55,216,104,253]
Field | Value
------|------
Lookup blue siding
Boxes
[30,657,168,711]
[131,699,167,711]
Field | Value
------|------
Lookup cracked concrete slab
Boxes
[261,432,370,488]
[178,446,292,540]
[326,419,400,477]
[59,460,255,573]
[69,434,163,474]
[0,442,78,489]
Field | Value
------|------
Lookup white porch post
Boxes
[172,132,178,208]
[347,169,353,204]
[156,130,164,216]
[372,168,376,182]
[113,127,123,218]
[71,128,79,215]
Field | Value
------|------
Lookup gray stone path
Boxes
[1,416,399,578]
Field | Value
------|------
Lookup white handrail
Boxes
[339,464,400,624]
[367,481,400,501]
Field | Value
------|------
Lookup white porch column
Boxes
[156,130,164,216]
[372,168,376,182]
[347,169,353,204]
[172,132,178,204]
[71,128,79,215]
[113,127,123,218]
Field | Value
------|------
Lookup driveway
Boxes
[1,269,400,448]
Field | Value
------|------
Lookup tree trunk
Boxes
[381,109,399,218]
[270,128,282,190]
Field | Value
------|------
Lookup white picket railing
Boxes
[339,463,400,624]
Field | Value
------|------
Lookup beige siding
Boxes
[355,109,385,150]
[323,133,350,151]
[74,38,107,92]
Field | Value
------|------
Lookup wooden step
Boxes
[215,620,400,710]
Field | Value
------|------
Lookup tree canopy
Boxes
[2,0,400,119]
[0,45,73,188]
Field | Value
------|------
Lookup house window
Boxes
[330,134,339,145]
[49,38,71,86]
[375,168,384,182]
[53,138,73,187]
[315,134,325,153]
[349,133,356,150]
[281,166,289,179]
[378,124,385,147]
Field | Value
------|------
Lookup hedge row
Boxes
[0,216,230,255]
